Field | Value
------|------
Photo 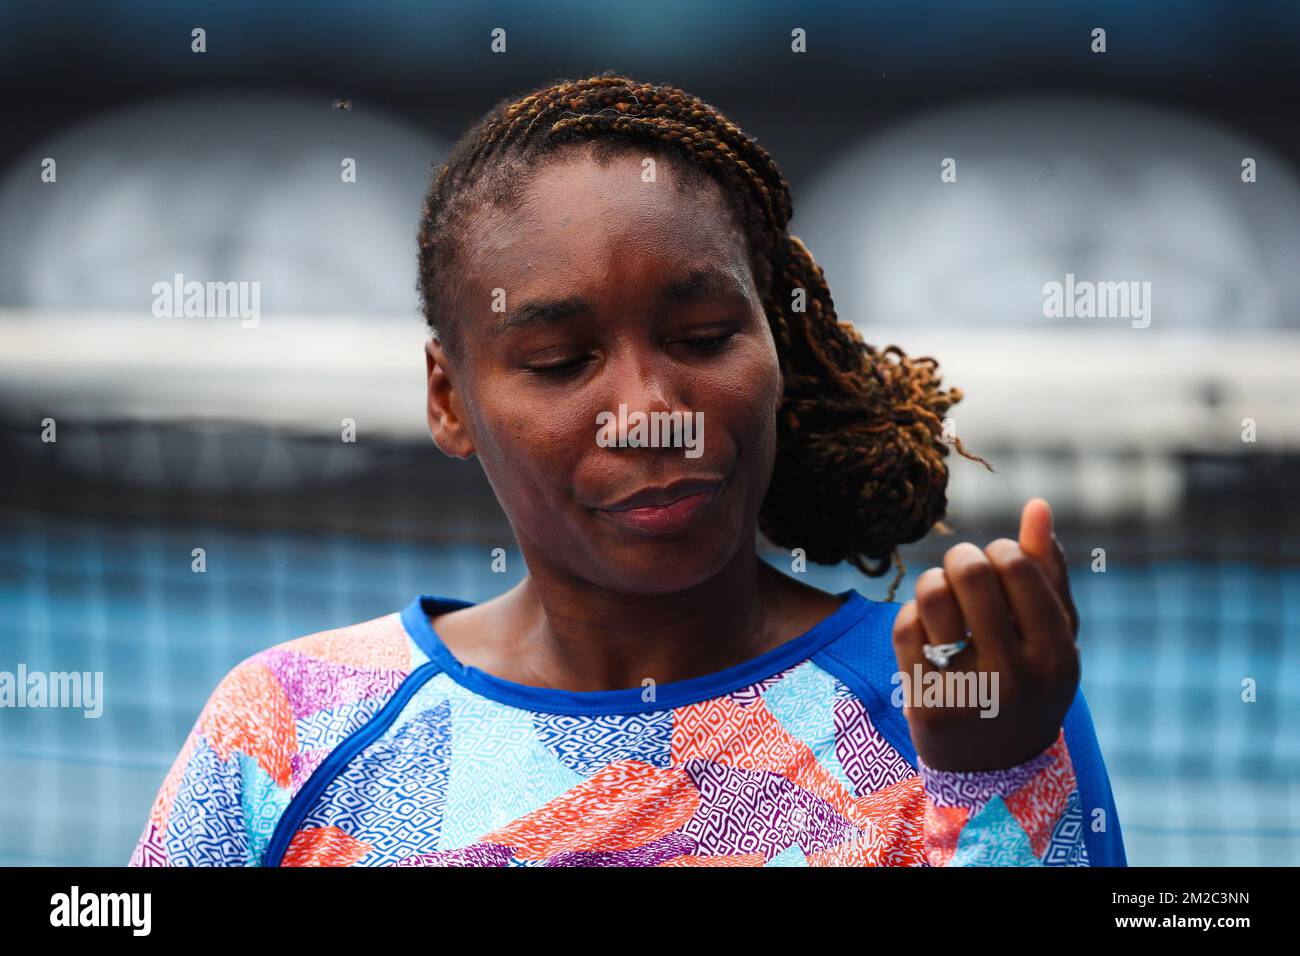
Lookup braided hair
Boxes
[416,71,992,601]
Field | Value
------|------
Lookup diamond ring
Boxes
[922,637,970,668]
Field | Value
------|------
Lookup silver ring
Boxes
[923,638,969,668]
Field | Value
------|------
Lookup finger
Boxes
[892,600,929,660]
[915,566,973,649]
[941,542,1018,672]
[915,568,977,676]
[983,538,1074,663]
[1018,498,1080,638]
[891,600,927,706]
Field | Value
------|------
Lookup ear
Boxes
[425,336,477,459]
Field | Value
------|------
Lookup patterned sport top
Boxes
[128,589,1127,867]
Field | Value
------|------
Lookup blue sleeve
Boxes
[1062,686,1127,866]
[814,596,1127,867]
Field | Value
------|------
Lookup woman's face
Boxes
[426,145,783,595]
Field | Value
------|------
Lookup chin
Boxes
[587,529,743,597]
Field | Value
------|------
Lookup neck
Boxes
[498,532,790,693]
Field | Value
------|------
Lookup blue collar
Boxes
[399,589,872,715]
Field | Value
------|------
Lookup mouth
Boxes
[595,477,725,536]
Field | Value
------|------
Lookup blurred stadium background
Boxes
[1,0,1297,866]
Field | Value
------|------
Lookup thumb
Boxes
[1018,497,1079,638]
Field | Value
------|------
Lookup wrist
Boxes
[919,727,1066,812]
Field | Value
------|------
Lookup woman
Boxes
[130,72,1125,867]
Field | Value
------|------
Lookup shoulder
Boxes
[135,606,428,865]
[269,608,420,675]
[172,607,423,805]
[813,593,905,689]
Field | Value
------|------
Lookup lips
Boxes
[595,478,724,536]
[601,478,724,513]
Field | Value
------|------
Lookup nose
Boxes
[600,351,697,452]
[609,347,681,417]
[625,362,674,418]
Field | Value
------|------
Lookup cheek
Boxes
[470,388,590,501]
[701,337,783,441]
[732,340,783,481]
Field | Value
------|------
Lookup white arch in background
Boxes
[796,96,1300,520]
[0,93,446,487]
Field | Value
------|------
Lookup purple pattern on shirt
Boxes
[680,759,857,859]
[728,664,799,707]
[290,748,331,796]
[918,747,1056,811]
[543,831,699,866]
[255,648,406,719]
[832,692,915,795]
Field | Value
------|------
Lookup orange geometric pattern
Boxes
[922,803,971,867]
[282,826,372,867]
[1005,733,1076,857]
[483,759,700,860]
[659,852,767,866]
[197,660,296,789]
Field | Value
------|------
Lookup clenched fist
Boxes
[892,497,1081,772]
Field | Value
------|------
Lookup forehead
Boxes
[456,146,752,306]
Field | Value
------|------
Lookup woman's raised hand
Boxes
[891,497,1081,772]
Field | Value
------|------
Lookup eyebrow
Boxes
[661,267,744,303]
[495,266,744,335]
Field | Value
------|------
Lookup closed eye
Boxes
[676,331,736,352]
[524,355,591,380]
